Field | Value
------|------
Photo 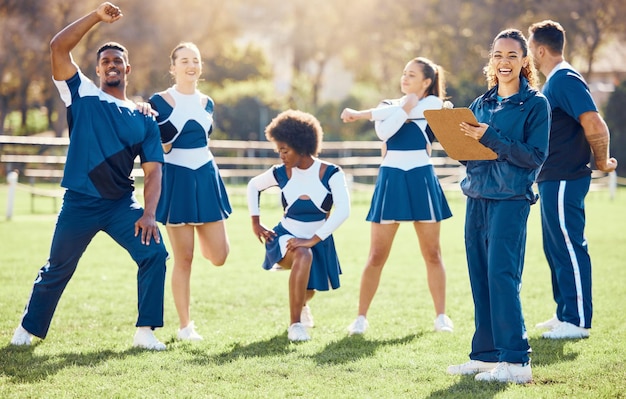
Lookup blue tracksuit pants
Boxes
[20,190,168,339]
[538,176,592,328]
[465,198,531,364]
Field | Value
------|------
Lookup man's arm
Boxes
[134,161,162,245]
[50,2,123,81]
[579,111,618,172]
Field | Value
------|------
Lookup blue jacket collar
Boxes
[479,76,537,106]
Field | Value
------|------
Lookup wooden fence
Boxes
[0,134,465,184]
[1,134,620,213]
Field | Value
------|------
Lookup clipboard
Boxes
[424,108,497,161]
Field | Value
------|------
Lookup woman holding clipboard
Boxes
[447,29,550,384]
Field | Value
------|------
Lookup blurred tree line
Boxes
[1,0,625,174]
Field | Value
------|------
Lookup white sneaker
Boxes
[447,360,497,375]
[535,315,562,330]
[133,328,166,350]
[301,305,314,328]
[287,322,311,342]
[434,314,454,332]
[177,321,203,341]
[542,321,590,339]
[10,325,33,346]
[347,315,369,336]
[475,361,532,384]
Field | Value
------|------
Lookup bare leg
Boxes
[413,221,446,315]
[357,222,399,316]
[166,224,195,329]
[280,247,313,325]
[196,220,230,266]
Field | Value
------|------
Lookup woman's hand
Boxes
[460,121,489,141]
[285,236,320,251]
[136,101,159,117]
[340,108,361,123]
[251,219,276,243]
[401,93,419,114]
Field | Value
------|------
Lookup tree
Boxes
[0,0,53,134]
[201,47,283,141]
[235,0,372,110]
[523,0,626,80]
[2,0,625,143]
[203,43,273,86]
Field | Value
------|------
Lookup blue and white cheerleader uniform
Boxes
[247,159,351,290]
[149,87,231,225]
[367,95,452,223]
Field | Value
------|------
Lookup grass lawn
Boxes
[0,183,624,398]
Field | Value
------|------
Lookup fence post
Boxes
[6,170,18,221]
[609,171,617,200]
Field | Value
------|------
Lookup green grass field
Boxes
[0,184,624,398]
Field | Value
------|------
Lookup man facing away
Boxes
[528,20,618,339]
[10,2,169,350]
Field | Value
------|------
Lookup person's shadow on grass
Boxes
[424,375,508,399]
[0,342,153,384]
[527,336,579,367]
[189,332,296,365]
[310,333,422,365]
[187,332,421,366]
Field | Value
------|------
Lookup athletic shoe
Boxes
[542,321,590,339]
[447,360,497,375]
[301,305,315,328]
[177,321,203,341]
[475,361,532,384]
[434,314,454,332]
[287,322,311,342]
[347,315,369,336]
[133,328,166,350]
[10,325,33,346]
[535,315,562,330]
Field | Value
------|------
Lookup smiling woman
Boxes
[448,29,550,384]
[482,30,538,94]
[148,41,232,343]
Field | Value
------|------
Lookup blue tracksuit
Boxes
[19,70,168,339]
[536,62,597,329]
[461,77,550,364]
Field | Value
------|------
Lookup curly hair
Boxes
[483,29,539,89]
[265,109,323,156]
